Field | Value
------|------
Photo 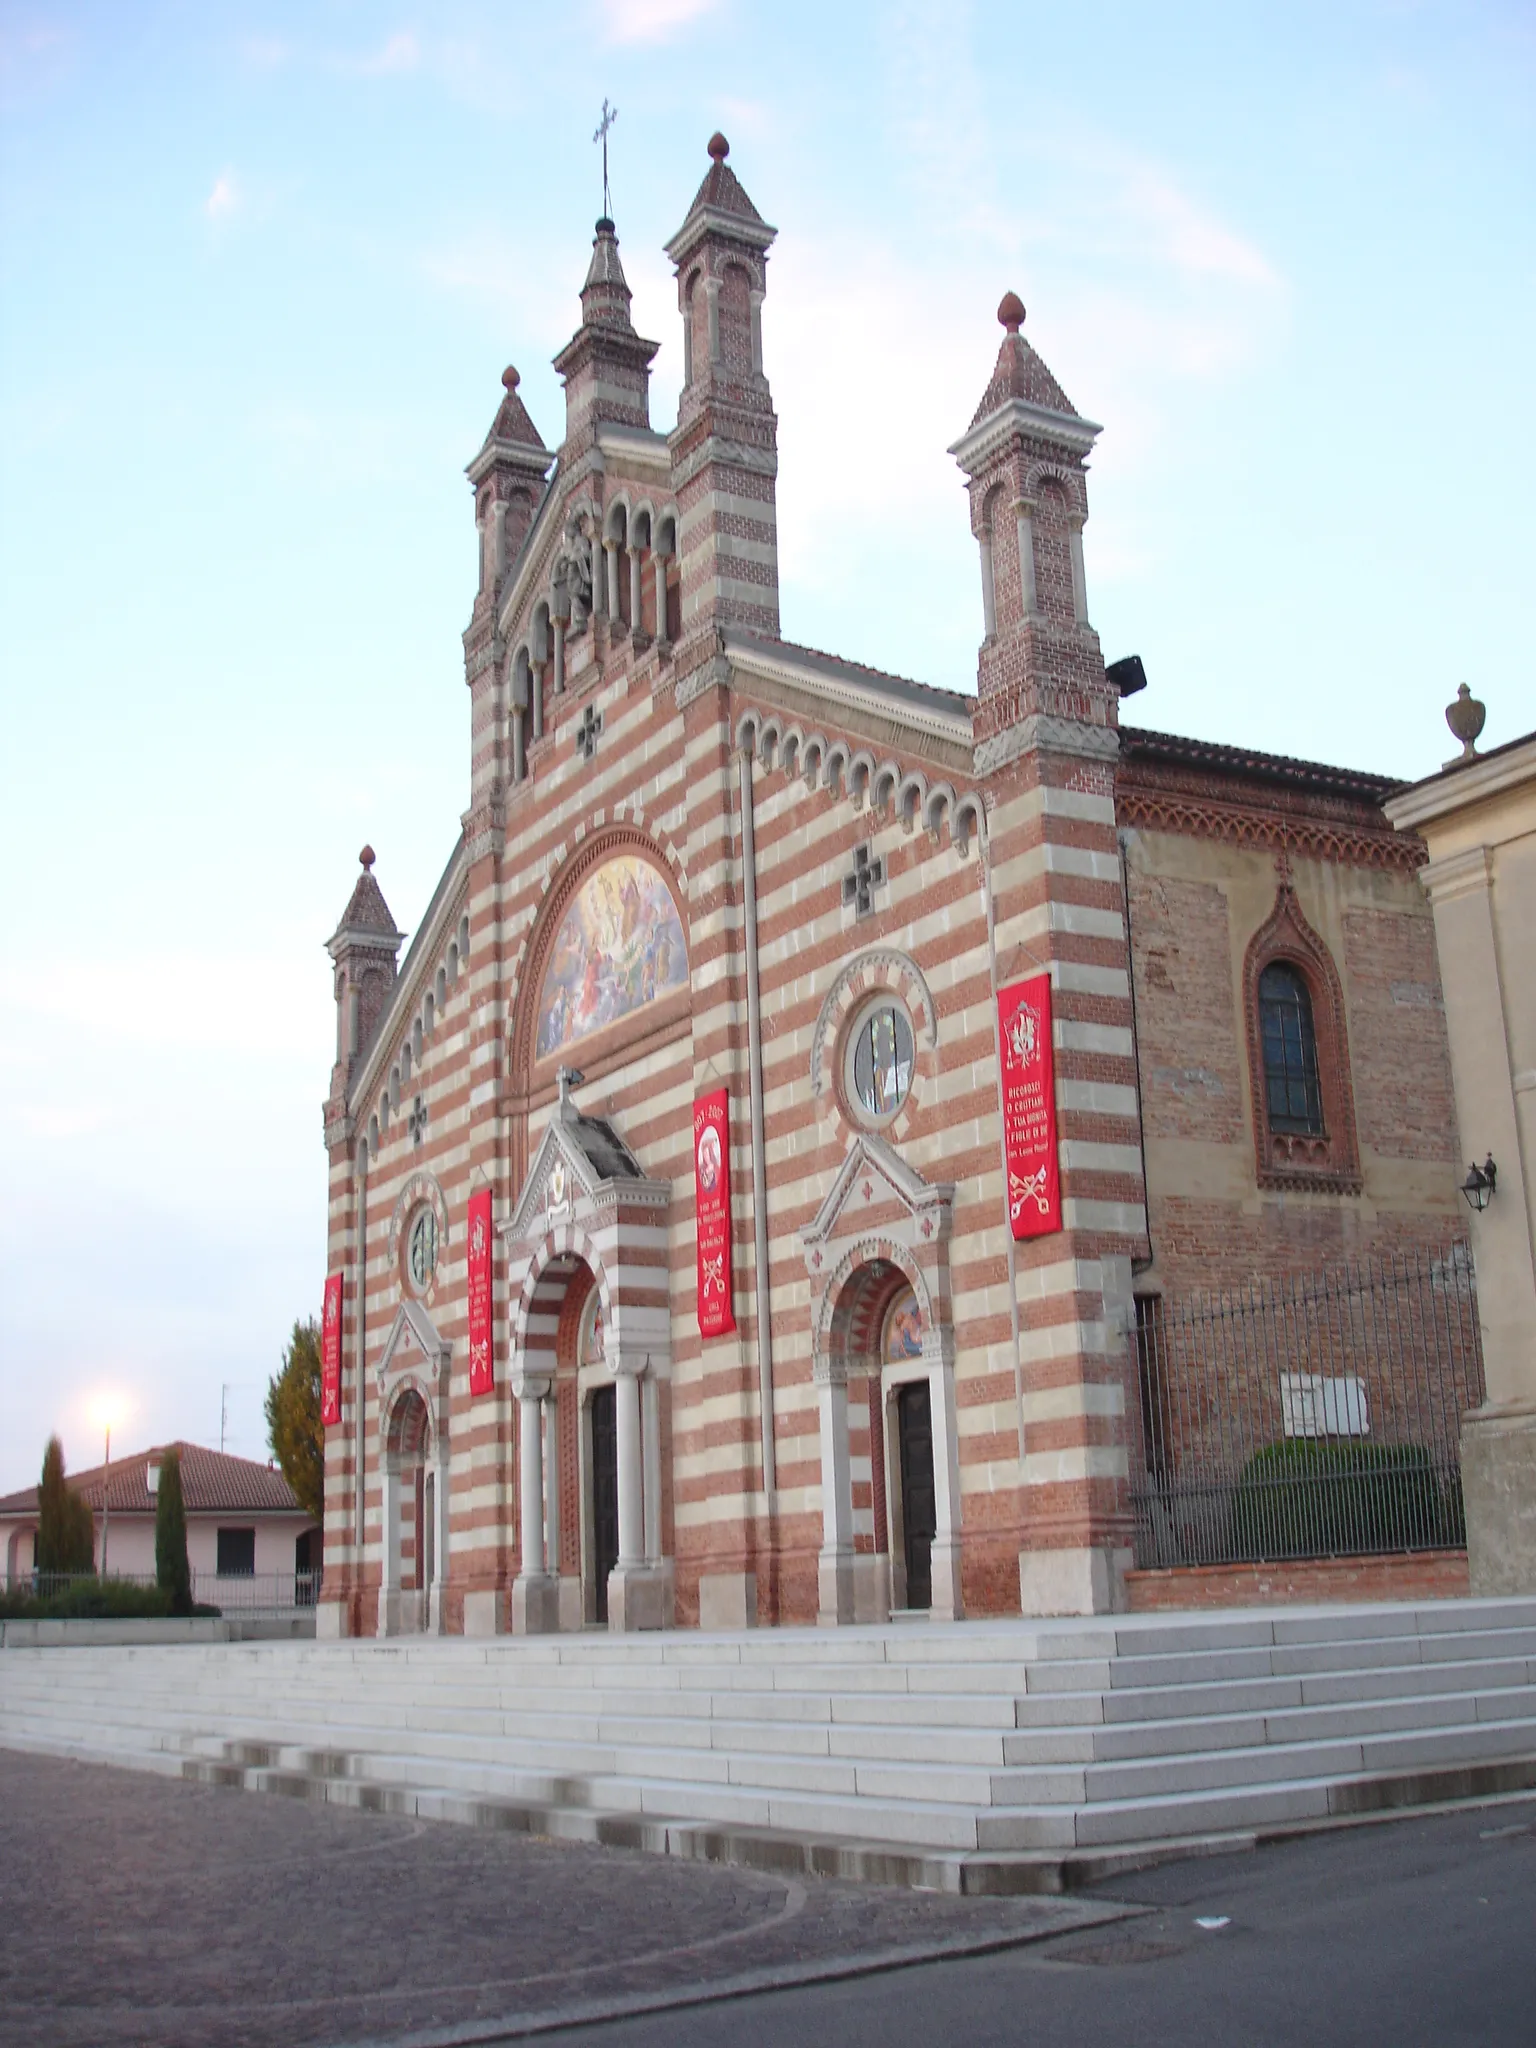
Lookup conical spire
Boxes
[666,132,775,268]
[484,365,547,457]
[329,845,403,947]
[579,217,636,331]
[553,215,658,448]
[968,294,1079,428]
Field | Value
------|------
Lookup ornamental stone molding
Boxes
[809,945,940,1119]
[388,1169,450,1268]
[802,1131,955,1375]
[375,1297,453,1457]
[975,711,1120,777]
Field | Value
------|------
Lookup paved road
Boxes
[1,1749,1531,2047]
[552,1801,1536,2048]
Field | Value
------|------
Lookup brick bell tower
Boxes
[949,293,1115,759]
[665,134,780,653]
[953,296,1148,1617]
[463,366,551,837]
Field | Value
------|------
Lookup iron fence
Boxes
[4,1570,322,1614]
[1130,1244,1485,1570]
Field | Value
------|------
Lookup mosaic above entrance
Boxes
[536,854,688,1060]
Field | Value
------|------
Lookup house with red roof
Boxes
[0,1444,320,1602]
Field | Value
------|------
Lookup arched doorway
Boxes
[380,1386,435,1635]
[816,1253,961,1625]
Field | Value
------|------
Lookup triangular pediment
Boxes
[377,1297,450,1382]
[801,1131,954,1251]
[505,1106,660,1247]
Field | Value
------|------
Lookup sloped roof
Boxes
[1118,726,1403,804]
[684,150,764,226]
[566,1113,643,1183]
[486,367,547,453]
[330,849,403,946]
[969,329,1079,428]
[0,1443,308,1520]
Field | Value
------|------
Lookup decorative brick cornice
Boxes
[1118,784,1424,874]
[976,712,1119,776]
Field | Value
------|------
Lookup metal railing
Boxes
[4,1570,322,1613]
[1130,1244,1485,1571]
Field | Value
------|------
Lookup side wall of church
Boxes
[1124,823,1465,1301]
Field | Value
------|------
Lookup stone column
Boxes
[552,619,565,696]
[815,1360,854,1625]
[1014,502,1038,617]
[512,1384,559,1632]
[376,1457,400,1638]
[978,534,996,639]
[543,1394,561,1578]
[629,545,644,636]
[925,1340,964,1621]
[429,1439,450,1634]
[604,539,621,621]
[1068,516,1089,623]
[642,1374,662,1561]
[606,1362,672,1630]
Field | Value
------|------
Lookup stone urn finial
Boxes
[1445,683,1486,762]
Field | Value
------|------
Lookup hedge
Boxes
[1230,1438,1463,1561]
[0,1579,222,1622]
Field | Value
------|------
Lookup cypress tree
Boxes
[37,1437,95,1575]
[155,1447,192,1616]
[37,1437,70,1573]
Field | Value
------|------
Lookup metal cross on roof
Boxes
[593,98,619,220]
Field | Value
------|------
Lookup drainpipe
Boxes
[1118,831,1153,1268]
[355,1143,368,1553]
[739,742,777,1498]
[977,804,1028,1464]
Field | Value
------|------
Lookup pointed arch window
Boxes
[1258,963,1324,1136]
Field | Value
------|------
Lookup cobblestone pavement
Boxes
[0,1751,1129,2048]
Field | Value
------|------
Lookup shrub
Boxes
[155,1447,192,1616]
[1231,1439,1455,1560]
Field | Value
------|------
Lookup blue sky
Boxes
[0,0,1531,1494]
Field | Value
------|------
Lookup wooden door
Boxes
[589,1385,619,1623]
[896,1380,936,1611]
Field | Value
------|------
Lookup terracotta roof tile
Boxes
[1119,725,1404,803]
[0,1443,308,1519]
[969,332,1079,429]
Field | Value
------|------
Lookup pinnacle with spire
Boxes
[968,292,1080,428]
[579,216,636,331]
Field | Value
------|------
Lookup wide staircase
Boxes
[4,1599,1536,1890]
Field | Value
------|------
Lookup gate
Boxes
[1131,1245,1484,1570]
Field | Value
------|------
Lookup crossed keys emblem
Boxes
[469,1335,490,1376]
[700,1250,727,1299]
[1009,1162,1051,1221]
[324,1286,339,1328]
[470,1214,486,1260]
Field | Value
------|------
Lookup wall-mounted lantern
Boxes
[1461,1154,1498,1213]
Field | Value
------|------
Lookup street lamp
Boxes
[1460,1154,1498,1214]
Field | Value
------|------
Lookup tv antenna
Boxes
[593,98,618,220]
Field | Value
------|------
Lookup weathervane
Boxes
[593,98,618,220]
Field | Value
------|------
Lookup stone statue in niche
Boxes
[554,514,595,631]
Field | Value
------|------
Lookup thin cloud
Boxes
[356,30,421,75]
[1123,170,1279,290]
[204,171,239,222]
[603,0,719,45]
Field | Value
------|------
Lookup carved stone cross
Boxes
[576,700,603,761]
[842,843,885,917]
[408,1094,428,1148]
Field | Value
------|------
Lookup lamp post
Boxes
[100,1424,111,1578]
[1460,1154,1498,1214]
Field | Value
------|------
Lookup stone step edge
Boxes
[176,1743,1536,1897]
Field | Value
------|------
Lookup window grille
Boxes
[1259,962,1324,1135]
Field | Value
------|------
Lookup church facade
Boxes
[318,137,1465,1638]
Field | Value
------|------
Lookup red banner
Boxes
[694,1088,737,1338]
[320,1273,344,1427]
[467,1187,494,1395]
[998,974,1062,1239]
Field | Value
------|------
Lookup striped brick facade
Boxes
[317,139,1461,1640]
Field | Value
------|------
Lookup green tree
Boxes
[155,1446,192,1616]
[37,1436,95,1575]
[265,1318,324,1522]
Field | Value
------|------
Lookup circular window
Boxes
[846,1002,915,1123]
[406,1206,438,1294]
